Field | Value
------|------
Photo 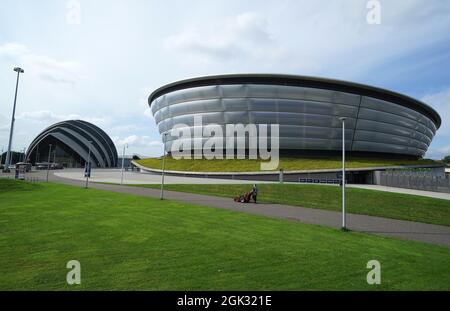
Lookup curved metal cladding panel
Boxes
[26,120,118,168]
[148,75,441,158]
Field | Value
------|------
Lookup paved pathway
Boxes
[348,184,450,200]
[54,168,450,201]
[53,169,274,185]
[46,172,450,248]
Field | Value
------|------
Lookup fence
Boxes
[298,178,341,185]
[0,175,42,182]
[378,170,450,193]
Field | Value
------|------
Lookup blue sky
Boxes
[0,0,449,158]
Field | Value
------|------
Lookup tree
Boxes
[0,151,25,164]
[443,156,450,164]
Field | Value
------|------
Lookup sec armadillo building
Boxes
[26,120,118,168]
[148,74,441,158]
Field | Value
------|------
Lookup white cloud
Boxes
[0,114,9,133]
[162,3,450,76]
[290,1,450,78]
[143,107,154,120]
[17,110,107,126]
[110,125,139,133]
[113,135,162,150]
[422,88,450,136]
[422,88,450,159]
[164,12,285,66]
[426,145,450,160]
[134,84,157,121]
[0,42,81,84]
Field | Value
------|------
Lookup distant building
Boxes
[26,120,118,168]
[117,156,133,168]
[0,151,25,166]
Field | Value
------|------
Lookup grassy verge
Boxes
[1,179,449,290]
[134,184,450,226]
[135,156,437,172]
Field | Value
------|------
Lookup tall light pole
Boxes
[120,144,128,185]
[4,67,25,172]
[35,144,39,164]
[160,133,168,200]
[46,144,52,182]
[85,141,92,189]
[0,147,3,167]
[339,117,347,230]
[53,146,57,164]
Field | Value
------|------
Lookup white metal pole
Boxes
[160,133,167,200]
[85,146,91,189]
[35,144,39,164]
[120,144,127,185]
[340,117,347,230]
[46,144,52,182]
[5,68,24,171]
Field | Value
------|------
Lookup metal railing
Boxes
[379,170,450,193]
[298,178,341,185]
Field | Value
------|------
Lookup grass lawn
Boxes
[134,184,450,226]
[135,156,437,172]
[0,179,449,290]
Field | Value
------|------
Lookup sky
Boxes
[0,0,449,158]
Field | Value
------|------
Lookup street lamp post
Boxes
[46,144,52,182]
[120,144,128,185]
[36,146,39,164]
[4,67,24,172]
[339,117,347,230]
[85,141,92,189]
[160,133,168,200]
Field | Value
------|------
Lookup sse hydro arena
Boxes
[148,74,441,159]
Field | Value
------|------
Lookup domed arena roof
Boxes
[148,74,441,158]
[26,120,118,168]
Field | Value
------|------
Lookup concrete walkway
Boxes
[53,169,450,201]
[348,184,450,200]
[53,169,274,185]
[47,172,450,248]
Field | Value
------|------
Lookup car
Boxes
[15,162,32,172]
[36,162,50,170]
[35,162,64,170]
[51,163,64,170]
